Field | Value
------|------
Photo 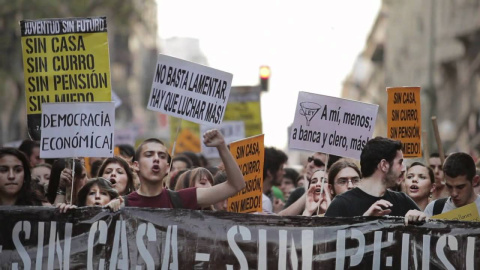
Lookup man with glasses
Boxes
[327,159,362,197]
[325,137,425,224]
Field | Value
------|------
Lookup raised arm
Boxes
[196,130,246,208]
[54,168,72,206]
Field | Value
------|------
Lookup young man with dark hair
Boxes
[325,137,424,224]
[429,152,449,199]
[18,139,44,168]
[171,154,193,173]
[424,152,480,217]
[262,147,288,213]
[109,130,245,210]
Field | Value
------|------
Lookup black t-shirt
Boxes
[283,186,305,209]
[325,187,419,217]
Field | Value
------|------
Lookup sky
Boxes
[157,0,381,150]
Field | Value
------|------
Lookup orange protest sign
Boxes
[387,87,422,158]
[228,134,264,213]
[171,128,201,154]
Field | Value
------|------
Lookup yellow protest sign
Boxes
[387,87,421,158]
[20,17,112,140]
[169,117,200,150]
[168,88,262,146]
[170,128,201,155]
[431,202,480,222]
[228,134,264,213]
[224,101,262,138]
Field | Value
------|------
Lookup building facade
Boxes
[342,0,480,156]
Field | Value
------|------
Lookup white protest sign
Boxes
[2,140,23,148]
[289,92,378,160]
[114,128,136,146]
[147,54,233,125]
[200,121,246,158]
[111,90,122,108]
[40,102,115,158]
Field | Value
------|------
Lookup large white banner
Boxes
[200,121,245,158]
[40,102,115,158]
[289,92,378,160]
[147,54,233,125]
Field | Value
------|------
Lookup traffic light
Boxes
[259,65,270,91]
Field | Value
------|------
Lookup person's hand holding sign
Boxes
[59,168,73,189]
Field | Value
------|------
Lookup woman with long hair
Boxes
[77,177,119,206]
[97,156,136,196]
[404,162,435,211]
[174,167,214,191]
[0,147,42,206]
[303,169,331,216]
[57,177,120,212]
[174,167,214,210]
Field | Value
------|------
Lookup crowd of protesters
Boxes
[1,132,480,225]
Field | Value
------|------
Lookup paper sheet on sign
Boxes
[431,202,480,222]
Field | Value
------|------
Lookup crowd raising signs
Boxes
[40,102,115,158]
[228,134,264,213]
[147,54,233,126]
[289,91,378,160]
[20,17,112,140]
[387,87,422,158]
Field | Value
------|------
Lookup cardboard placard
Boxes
[228,134,264,213]
[289,92,378,160]
[147,54,233,125]
[20,17,112,140]
[387,87,422,158]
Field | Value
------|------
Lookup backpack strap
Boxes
[166,189,184,209]
[432,198,448,216]
[122,195,129,207]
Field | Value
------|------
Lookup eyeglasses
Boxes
[307,156,325,168]
[335,177,361,186]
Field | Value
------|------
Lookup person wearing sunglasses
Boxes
[306,153,327,179]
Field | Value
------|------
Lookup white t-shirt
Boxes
[424,195,480,217]
[262,193,273,214]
